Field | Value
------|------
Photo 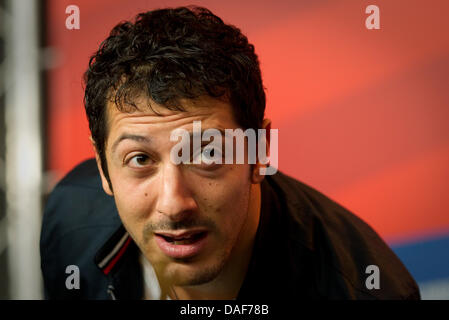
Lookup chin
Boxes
[173,266,221,286]
[165,251,229,286]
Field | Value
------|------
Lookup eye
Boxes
[191,144,223,166]
[128,154,152,168]
[202,147,215,160]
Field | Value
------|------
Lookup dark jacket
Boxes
[40,159,420,300]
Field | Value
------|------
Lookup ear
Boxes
[250,118,272,184]
[91,136,114,196]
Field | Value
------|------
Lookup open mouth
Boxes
[158,232,207,245]
[154,230,209,259]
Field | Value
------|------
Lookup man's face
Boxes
[98,95,259,287]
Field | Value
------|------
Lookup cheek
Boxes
[112,176,156,240]
[194,165,252,234]
[110,164,154,209]
[115,185,150,218]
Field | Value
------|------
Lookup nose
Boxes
[155,163,197,221]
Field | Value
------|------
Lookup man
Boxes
[40,6,420,300]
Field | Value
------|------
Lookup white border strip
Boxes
[5,0,43,299]
[419,278,449,300]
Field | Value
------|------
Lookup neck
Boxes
[170,183,262,300]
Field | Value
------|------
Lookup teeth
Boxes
[174,239,192,245]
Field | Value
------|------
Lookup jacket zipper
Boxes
[107,284,117,300]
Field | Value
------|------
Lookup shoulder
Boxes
[40,158,121,299]
[264,172,421,300]
[41,158,121,237]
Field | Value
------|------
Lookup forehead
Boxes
[104,95,239,142]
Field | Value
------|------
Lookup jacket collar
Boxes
[236,175,317,299]
[94,224,133,275]
[94,224,144,300]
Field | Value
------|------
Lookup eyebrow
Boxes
[111,134,151,154]
[110,128,228,154]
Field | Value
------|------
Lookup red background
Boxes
[46,0,449,244]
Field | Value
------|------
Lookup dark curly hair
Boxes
[83,6,266,188]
